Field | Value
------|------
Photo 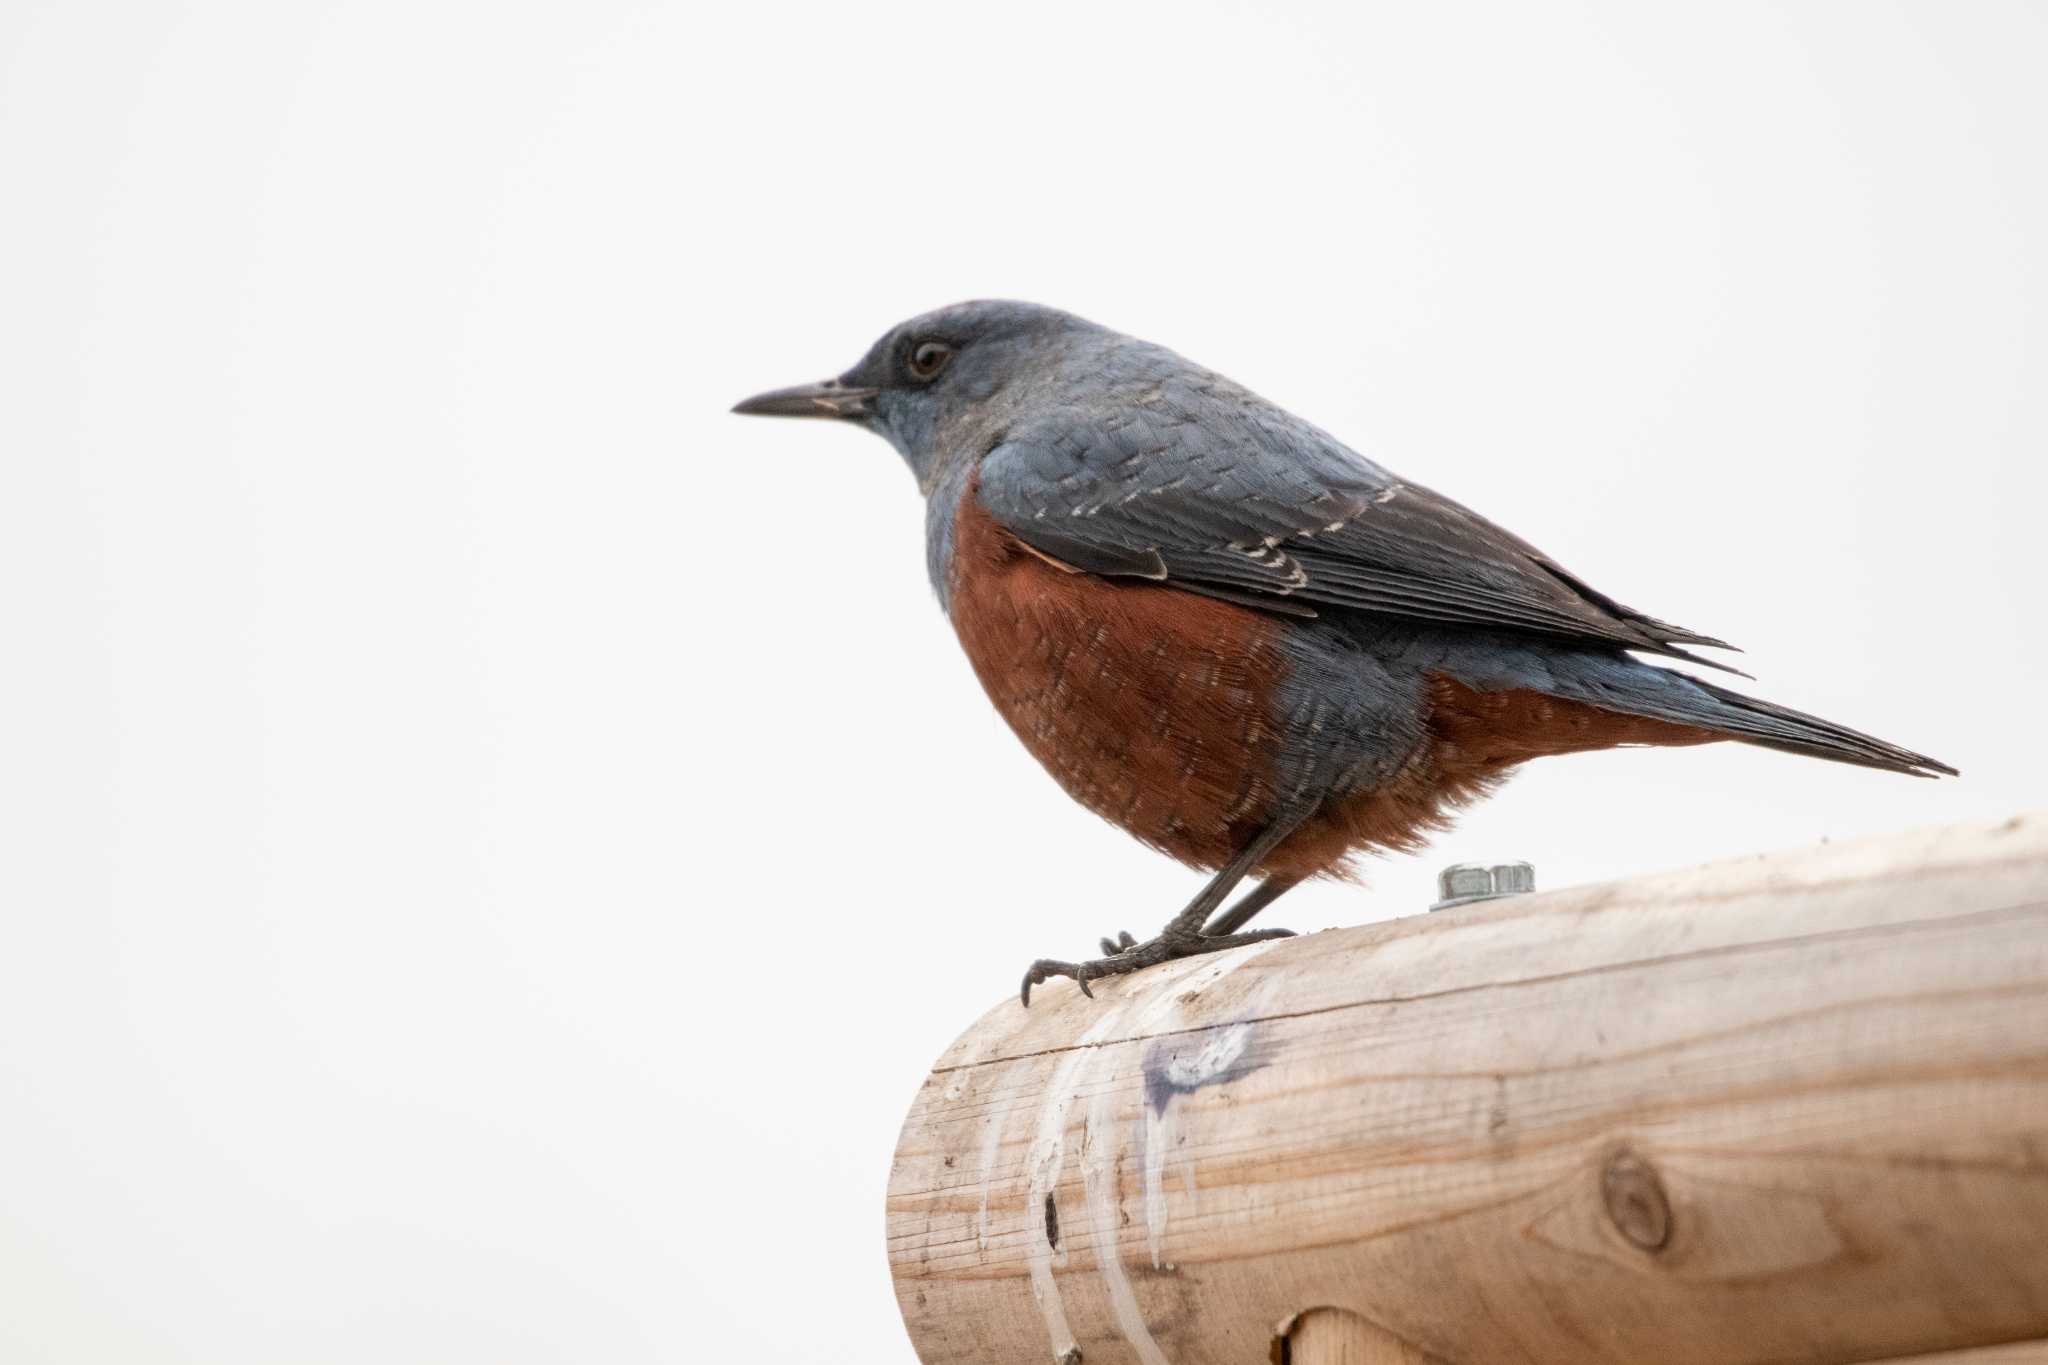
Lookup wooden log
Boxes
[886,813,2048,1365]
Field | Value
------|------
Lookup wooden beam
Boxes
[886,813,2048,1365]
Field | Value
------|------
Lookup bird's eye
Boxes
[908,341,954,381]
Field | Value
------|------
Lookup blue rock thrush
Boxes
[733,301,1955,1005]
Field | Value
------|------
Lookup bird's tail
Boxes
[1520,651,1959,778]
[1666,675,1957,777]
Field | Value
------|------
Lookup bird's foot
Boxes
[1019,926,1296,1007]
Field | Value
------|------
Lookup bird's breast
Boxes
[945,480,1294,870]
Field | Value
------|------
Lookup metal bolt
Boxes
[1430,861,1535,911]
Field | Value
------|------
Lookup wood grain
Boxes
[886,814,2048,1365]
[1288,1308,1439,1363]
[1878,1343,2048,1363]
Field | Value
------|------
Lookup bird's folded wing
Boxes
[976,406,1739,669]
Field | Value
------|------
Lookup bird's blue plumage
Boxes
[735,299,1954,998]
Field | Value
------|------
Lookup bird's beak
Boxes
[730,378,880,420]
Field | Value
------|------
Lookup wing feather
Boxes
[977,391,1740,670]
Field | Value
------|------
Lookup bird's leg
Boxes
[1096,874,1303,955]
[1200,873,1303,937]
[1022,809,1312,1007]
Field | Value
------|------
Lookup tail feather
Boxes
[1495,647,1960,779]
[1428,632,1957,780]
[1682,677,1958,778]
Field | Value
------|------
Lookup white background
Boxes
[3,2,2044,1361]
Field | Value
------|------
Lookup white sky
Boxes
[3,2,2044,1362]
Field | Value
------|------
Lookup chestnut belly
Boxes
[947,499,1295,871]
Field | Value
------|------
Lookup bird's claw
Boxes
[1019,954,1124,1007]
[1020,958,1073,1008]
[1018,927,1298,1007]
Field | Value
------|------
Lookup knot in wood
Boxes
[1601,1149,1672,1252]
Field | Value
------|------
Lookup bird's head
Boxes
[732,300,1104,485]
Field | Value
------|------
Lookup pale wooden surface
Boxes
[1288,1308,1438,1363]
[1881,1344,2048,1363]
[886,813,2048,1365]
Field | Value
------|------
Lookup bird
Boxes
[732,301,1955,1006]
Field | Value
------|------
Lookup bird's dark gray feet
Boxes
[1098,929,1137,957]
[1019,926,1296,1007]
[1022,809,1316,1007]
